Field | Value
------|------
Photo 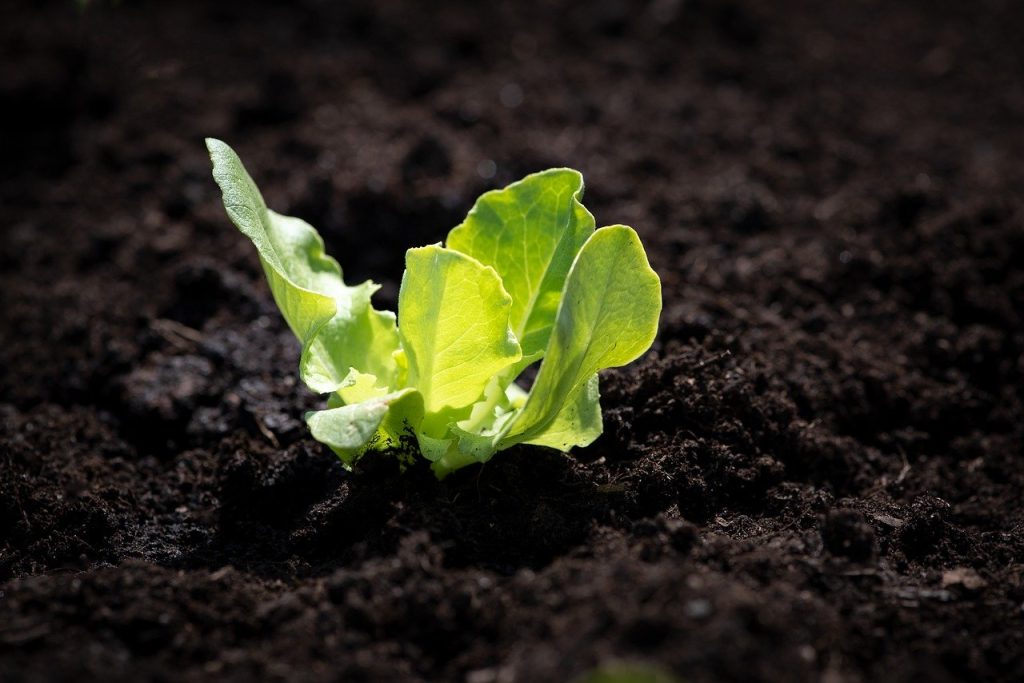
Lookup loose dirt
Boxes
[2,1,1022,680]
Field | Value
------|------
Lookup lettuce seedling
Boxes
[206,139,661,477]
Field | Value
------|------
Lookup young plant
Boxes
[206,139,661,478]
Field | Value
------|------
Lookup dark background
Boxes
[2,0,1023,681]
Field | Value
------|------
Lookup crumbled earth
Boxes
[2,0,1023,681]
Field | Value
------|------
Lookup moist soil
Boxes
[2,0,1023,681]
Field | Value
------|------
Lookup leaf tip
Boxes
[204,137,227,155]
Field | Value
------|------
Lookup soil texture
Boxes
[2,0,1023,681]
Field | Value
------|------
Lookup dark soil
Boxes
[2,0,1023,681]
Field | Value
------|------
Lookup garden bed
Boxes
[2,0,1022,680]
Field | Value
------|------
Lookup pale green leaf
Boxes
[522,373,602,450]
[442,376,522,469]
[450,373,600,464]
[398,245,522,418]
[207,140,337,343]
[505,381,528,408]
[206,138,398,394]
[446,169,594,359]
[335,369,389,405]
[502,225,661,447]
[300,282,400,394]
[305,388,422,467]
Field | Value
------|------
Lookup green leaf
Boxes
[522,373,602,450]
[447,377,521,460]
[398,245,522,420]
[446,169,594,359]
[206,138,398,394]
[502,225,661,447]
[441,373,600,468]
[305,388,422,467]
[300,282,400,394]
[207,140,336,343]
[335,369,388,405]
